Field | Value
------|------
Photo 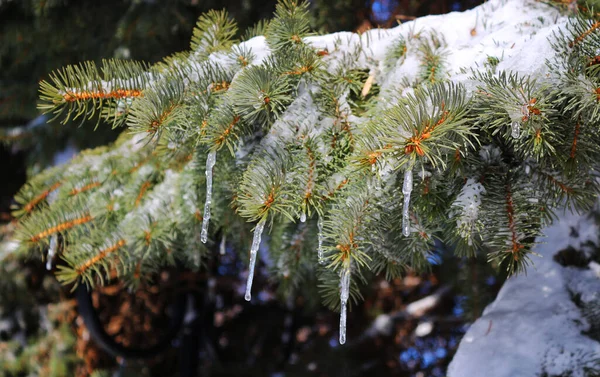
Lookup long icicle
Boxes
[317,215,325,265]
[245,218,266,301]
[339,266,351,344]
[201,150,217,243]
[402,169,413,237]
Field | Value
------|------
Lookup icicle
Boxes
[300,212,306,223]
[245,218,266,301]
[317,215,325,265]
[46,235,57,271]
[466,196,477,246]
[200,150,217,244]
[511,121,521,139]
[339,266,351,345]
[402,169,413,237]
[220,234,226,255]
[46,189,59,271]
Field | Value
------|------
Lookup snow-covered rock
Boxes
[448,210,600,377]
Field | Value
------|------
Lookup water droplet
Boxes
[253,92,265,109]
[511,121,521,139]
[300,212,306,222]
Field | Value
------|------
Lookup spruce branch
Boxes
[417,32,448,85]
[556,71,600,123]
[383,35,408,75]
[14,203,96,252]
[236,145,295,223]
[243,19,270,42]
[322,185,373,272]
[227,45,256,69]
[190,9,238,58]
[12,179,63,218]
[201,103,246,155]
[56,233,129,288]
[358,81,475,171]
[534,169,599,215]
[38,59,152,125]
[228,64,294,125]
[13,0,600,341]
[474,71,559,161]
[265,0,312,51]
[481,171,543,275]
[267,218,318,298]
[126,77,187,142]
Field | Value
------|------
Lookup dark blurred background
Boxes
[0,1,493,376]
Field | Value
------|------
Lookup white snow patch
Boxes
[451,178,486,243]
[238,36,270,66]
